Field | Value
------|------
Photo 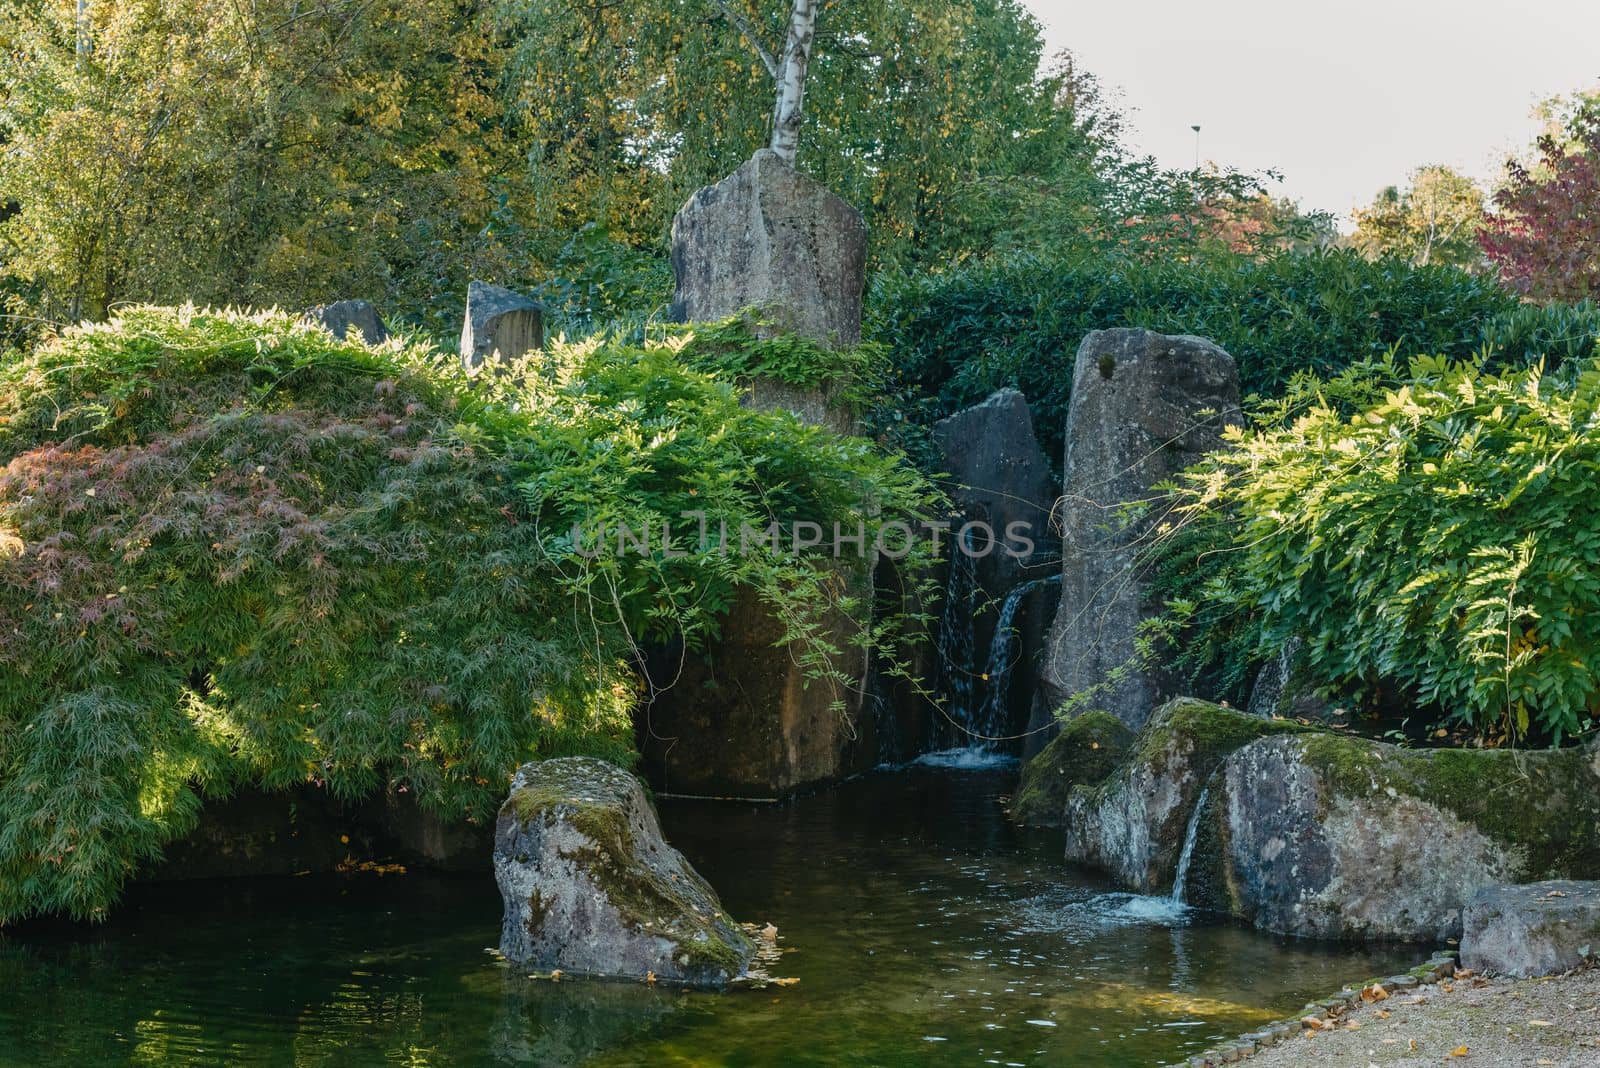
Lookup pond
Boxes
[0,761,1415,1066]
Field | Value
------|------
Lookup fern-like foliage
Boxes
[1148,348,1600,746]
[0,307,940,922]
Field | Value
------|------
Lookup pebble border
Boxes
[1166,950,1460,1067]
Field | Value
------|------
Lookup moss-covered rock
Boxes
[1195,734,1600,941]
[1011,712,1135,827]
[494,757,755,988]
[1061,697,1311,892]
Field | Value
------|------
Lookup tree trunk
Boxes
[769,0,816,165]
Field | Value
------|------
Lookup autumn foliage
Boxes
[1480,108,1600,302]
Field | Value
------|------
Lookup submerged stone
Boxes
[1011,711,1134,827]
[1196,734,1600,941]
[494,758,755,988]
[1060,698,1307,893]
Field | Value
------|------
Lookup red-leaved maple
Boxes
[1480,109,1600,303]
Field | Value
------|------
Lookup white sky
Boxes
[1025,0,1600,225]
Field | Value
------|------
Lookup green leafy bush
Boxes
[0,307,938,922]
[869,249,1600,462]
[1151,352,1600,745]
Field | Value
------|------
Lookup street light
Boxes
[1191,125,1201,169]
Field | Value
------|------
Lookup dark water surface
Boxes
[0,764,1414,1066]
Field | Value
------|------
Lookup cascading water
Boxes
[933,527,979,750]
[976,573,1062,748]
[1169,786,1211,905]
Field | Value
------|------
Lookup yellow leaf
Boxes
[1451,1046,1469,1058]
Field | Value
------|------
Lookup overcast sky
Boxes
[1025,0,1600,225]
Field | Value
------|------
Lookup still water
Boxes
[0,763,1413,1066]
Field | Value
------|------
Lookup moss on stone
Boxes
[1128,697,1313,791]
[1012,711,1135,826]
[505,759,756,982]
[1297,734,1600,881]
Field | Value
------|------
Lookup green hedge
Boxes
[868,249,1600,462]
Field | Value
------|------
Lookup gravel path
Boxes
[1240,968,1600,1068]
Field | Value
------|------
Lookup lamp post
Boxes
[1191,124,1201,169]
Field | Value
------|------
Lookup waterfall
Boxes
[976,573,1062,747]
[1170,787,1210,905]
[934,528,979,748]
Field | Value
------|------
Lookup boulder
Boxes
[1462,880,1600,977]
[1195,734,1600,941]
[1011,710,1134,827]
[1061,698,1306,893]
[669,149,867,349]
[494,758,754,988]
[461,281,543,371]
[301,299,389,345]
[1039,329,1242,733]
[932,389,1061,751]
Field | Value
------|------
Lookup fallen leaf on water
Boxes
[1546,890,1568,898]
[769,977,799,987]
[1376,1009,1391,1019]
[1529,1020,1554,1027]
[1450,1045,1470,1058]
[1408,1039,1419,1052]
[643,971,657,986]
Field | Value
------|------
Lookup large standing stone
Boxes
[460,281,544,371]
[1038,329,1242,734]
[301,300,389,345]
[1462,881,1600,977]
[669,148,867,349]
[494,758,755,988]
[1192,734,1600,941]
[1059,698,1306,891]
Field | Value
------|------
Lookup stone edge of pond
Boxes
[1165,950,1460,1067]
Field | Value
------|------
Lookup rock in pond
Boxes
[1194,734,1600,941]
[1061,698,1306,892]
[1011,711,1134,827]
[494,758,755,988]
[1462,880,1600,977]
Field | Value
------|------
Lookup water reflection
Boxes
[0,766,1413,1066]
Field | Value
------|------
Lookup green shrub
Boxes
[0,307,939,922]
[868,249,1600,462]
[1150,351,1600,745]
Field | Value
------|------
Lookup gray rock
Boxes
[1462,880,1600,977]
[1040,329,1242,733]
[301,300,389,345]
[669,149,867,348]
[461,281,543,371]
[1195,734,1600,940]
[494,757,754,988]
[1061,698,1306,893]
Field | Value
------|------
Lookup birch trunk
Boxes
[768,0,816,165]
